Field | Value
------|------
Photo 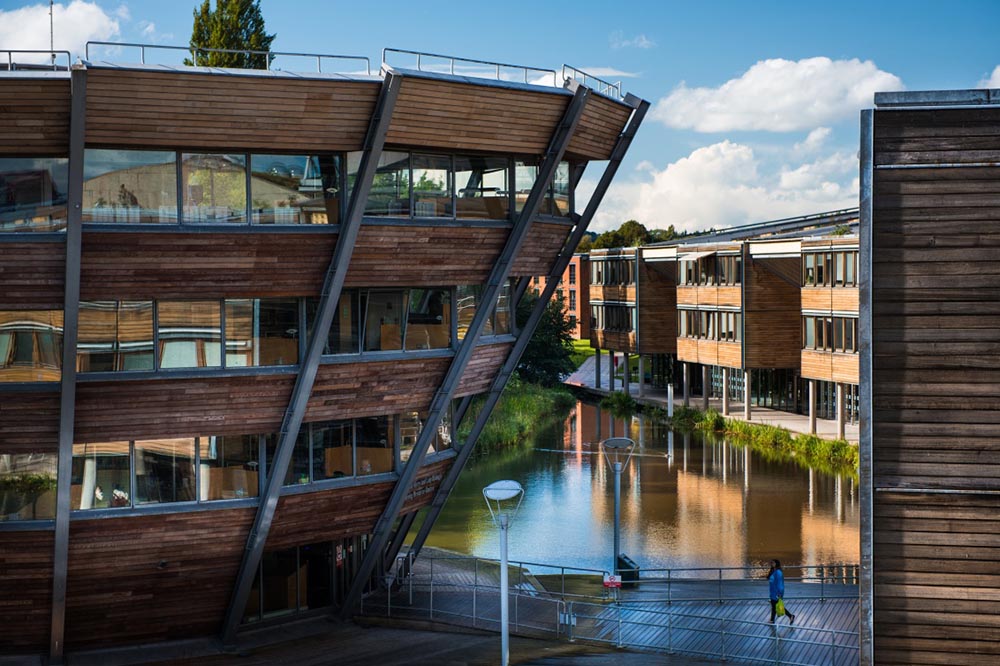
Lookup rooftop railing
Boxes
[382,47,558,87]
[1,50,71,71]
[84,41,371,75]
[562,65,623,99]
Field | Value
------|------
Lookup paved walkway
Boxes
[565,356,859,444]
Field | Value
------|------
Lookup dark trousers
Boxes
[770,598,794,622]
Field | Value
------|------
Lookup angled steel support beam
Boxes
[49,66,87,664]
[453,394,473,430]
[406,96,650,564]
[339,85,592,619]
[220,72,402,646]
[49,65,87,665]
[513,275,532,310]
[383,510,419,572]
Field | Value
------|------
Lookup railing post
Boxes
[721,617,727,661]
[667,569,672,604]
[821,565,826,602]
[718,568,723,603]
[617,604,623,648]
[667,607,673,653]
[568,602,575,643]
[561,566,566,597]
[473,581,477,628]
[775,627,782,666]
[514,590,519,633]
[386,575,392,617]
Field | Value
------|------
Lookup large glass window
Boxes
[199,435,260,500]
[551,162,570,216]
[312,420,353,481]
[71,442,131,510]
[405,288,451,350]
[225,299,299,367]
[250,154,341,225]
[283,430,311,487]
[400,410,452,462]
[366,151,410,216]
[363,290,405,352]
[78,300,154,372]
[455,156,509,219]
[0,310,63,381]
[411,154,452,218]
[355,416,392,476]
[135,438,196,505]
[493,283,511,335]
[456,285,478,341]
[514,160,538,214]
[305,292,362,355]
[181,153,247,224]
[157,300,222,369]
[0,452,57,520]
[83,149,177,223]
[0,157,68,232]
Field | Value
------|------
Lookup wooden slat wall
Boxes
[510,221,572,277]
[267,458,451,551]
[386,76,568,154]
[872,107,1000,664]
[81,232,334,299]
[0,530,53,654]
[676,286,741,308]
[591,330,636,352]
[637,257,676,354]
[0,78,70,154]
[0,243,65,309]
[85,69,378,152]
[800,349,858,384]
[565,94,632,161]
[591,284,635,303]
[744,257,800,369]
[718,341,742,369]
[306,357,447,422]
[456,342,511,397]
[0,390,60,453]
[801,287,860,312]
[64,509,254,649]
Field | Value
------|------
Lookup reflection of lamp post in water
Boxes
[601,437,635,578]
[483,480,524,666]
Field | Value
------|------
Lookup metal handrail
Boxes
[84,41,371,75]
[562,65,623,99]
[1,50,71,71]
[382,47,558,87]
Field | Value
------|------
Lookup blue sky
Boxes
[2,0,998,231]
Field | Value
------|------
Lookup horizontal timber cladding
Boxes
[636,257,676,354]
[456,342,511,397]
[84,68,379,152]
[267,458,451,551]
[744,257,800,369]
[510,221,573,277]
[385,75,569,154]
[565,94,633,161]
[801,287,860,313]
[676,285,741,308]
[591,284,635,303]
[306,357,448,421]
[0,242,65,309]
[873,107,1000,166]
[717,341,742,369]
[0,77,70,154]
[0,530,53,654]
[81,232,335,299]
[800,350,859,384]
[0,390,60,454]
[872,492,1000,664]
[64,508,255,649]
[591,330,636,353]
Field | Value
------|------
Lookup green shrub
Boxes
[600,391,638,418]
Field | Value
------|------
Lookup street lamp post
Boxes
[483,479,524,666]
[601,437,635,578]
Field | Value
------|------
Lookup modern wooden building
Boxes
[0,45,647,660]
[861,89,1000,665]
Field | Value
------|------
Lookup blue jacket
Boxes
[768,568,784,601]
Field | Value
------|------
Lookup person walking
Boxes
[768,559,796,625]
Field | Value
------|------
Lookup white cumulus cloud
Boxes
[793,127,832,155]
[610,30,655,49]
[979,65,1000,88]
[652,57,904,132]
[582,140,858,233]
[0,1,120,63]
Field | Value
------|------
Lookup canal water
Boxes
[424,400,859,573]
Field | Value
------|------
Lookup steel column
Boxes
[339,85,593,620]
[220,71,402,646]
[49,64,87,665]
[404,96,649,565]
[858,107,875,666]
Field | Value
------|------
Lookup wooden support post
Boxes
[595,347,601,389]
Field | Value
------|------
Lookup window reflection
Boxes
[0,310,63,381]
[135,438,196,505]
[363,291,404,352]
[411,154,452,217]
[83,149,178,223]
[250,154,340,225]
[78,300,154,372]
[225,299,299,367]
[305,292,362,355]
[456,285,478,341]
[0,157,68,232]
[71,442,131,510]
[494,282,511,335]
[400,410,452,462]
[552,162,570,216]
[405,288,450,350]
[312,420,353,481]
[181,153,247,223]
[157,300,222,369]
[455,156,509,219]
[0,452,57,520]
[355,416,392,475]
[366,151,409,216]
[199,435,259,500]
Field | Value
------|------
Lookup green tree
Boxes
[516,291,575,387]
[618,219,651,247]
[575,233,594,253]
[649,224,678,243]
[184,0,275,69]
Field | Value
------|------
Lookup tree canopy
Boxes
[515,291,576,387]
[184,0,275,69]
[588,220,684,250]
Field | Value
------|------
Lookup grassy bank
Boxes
[671,405,858,478]
[458,376,575,455]
[569,339,594,368]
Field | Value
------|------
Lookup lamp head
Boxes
[600,436,636,469]
[483,479,524,526]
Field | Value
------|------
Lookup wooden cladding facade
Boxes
[0,530,54,654]
[0,242,65,309]
[636,257,676,354]
[869,103,1000,664]
[0,77,70,154]
[676,285,741,309]
[676,338,741,369]
[0,389,61,454]
[566,94,633,161]
[85,69,379,152]
[801,287,859,313]
[801,349,858,384]
[744,257,800,369]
